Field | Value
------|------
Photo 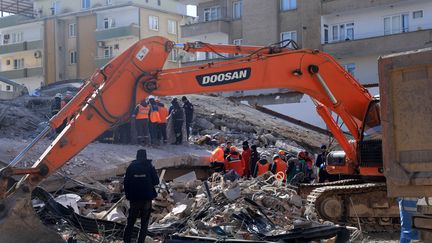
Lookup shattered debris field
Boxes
[0,94,399,242]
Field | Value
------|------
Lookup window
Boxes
[82,0,90,9]
[106,0,113,5]
[70,51,77,64]
[168,49,178,61]
[233,39,243,45]
[6,85,11,91]
[280,0,296,11]
[323,24,329,44]
[330,22,354,42]
[157,0,161,6]
[149,16,159,30]
[168,20,177,34]
[104,18,116,29]
[204,6,221,21]
[11,32,23,44]
[52,1,61,15]
[13,58,24,69]
[384,13,409,35]
[413,10,423,19]
[280,31,297,48]
[233,1,242,19]
[69,23,76,37]
[104,46,113,58]
[343,63,356,76]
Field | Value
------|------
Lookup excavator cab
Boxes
[358,99,384,177]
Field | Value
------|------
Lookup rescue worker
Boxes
[169,98,184,145]
[181,96,194,140]
[51,93,62,116]
[224,141,232,158]
[133,100,150,145]
[210,144,226,173]
[298,151,313,182]
[241,141,251,177]
[62,91,73,107]
[271,154,287,181]
[157,102,168,144]
[286,157,307,184]
[253,154,271,177]
[123,149,159,243]
[315,145,329,183]
[398,197,419,243]
[250,145,260,177]
[148,97,161,145]
[226,146,245,177]
[56,91,74,134]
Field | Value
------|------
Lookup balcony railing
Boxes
[323,28,432,58]
[0,40,43,55]
[95,24,140,41]
[0,67,43,79]
[181,19,231,38]
[321,0,402,15]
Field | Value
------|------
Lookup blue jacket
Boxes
[124,159,159,201]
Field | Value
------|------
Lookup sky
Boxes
[187,5,197,17]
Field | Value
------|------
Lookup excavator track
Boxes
[306,183,400,232]
[298,179,364,199]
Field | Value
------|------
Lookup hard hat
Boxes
[278,150,286,156]
[273,154,280,160]
[55,93,62,98]
[230,146,237,152]
[148,95,155,100]
[298,151,305,158]
[220,143,226,148]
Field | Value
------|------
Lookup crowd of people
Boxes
[132,96,194,146]
[209,142,332,184]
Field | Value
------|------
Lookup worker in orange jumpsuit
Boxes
[271,154,287,182]
[278,150,288,161]
[226,146,245,177]
[148,97,161,145]
[157,102,168,144]
[210,144,226,173]
[133,100,150,145]
[241,141,251,177]
[253,155,271,177]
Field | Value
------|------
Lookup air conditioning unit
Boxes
[4,34,10,39]
[34,50,42,58]
[97,41,105,48]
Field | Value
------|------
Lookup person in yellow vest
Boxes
[253,154,271,177]
[133,100,150,145]
[148,97,161,145]
[157,101,168,144]
[210,144,226,173]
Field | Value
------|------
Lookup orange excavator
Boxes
[0,36,399,241]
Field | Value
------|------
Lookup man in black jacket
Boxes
[181,96,194,140]
[123,149,159,243]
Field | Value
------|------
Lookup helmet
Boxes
[320,144,327,150]
[148,95,155,100]
[298,151,305,159]
[55,93,62,98]
[278,150,286,156]
[220,143,226,148]
[230,146,237,152]
[273,154,280,160]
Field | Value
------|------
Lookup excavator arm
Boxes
[1,36,374,197]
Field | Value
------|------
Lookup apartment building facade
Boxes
[181,0,432,86]
[0,0,187,92]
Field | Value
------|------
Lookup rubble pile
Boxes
[36,172,335,242]
[0,101,45,138]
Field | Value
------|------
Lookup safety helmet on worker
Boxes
[230,146,237,152]
[273,154,280,160]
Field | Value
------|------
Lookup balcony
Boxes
[0,67,43,79]
[321,0,402,15]
[323,29,432,59]
[0,40,43,55]
[95,57,113,68]
[95,24,139,41]
[181,20,230,38]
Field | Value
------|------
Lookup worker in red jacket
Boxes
[241,141,251,177]
[226,146,245,177]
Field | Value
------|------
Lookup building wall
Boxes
[14,77,44,93]
[0,22,43,43]
[0,81,13,92]
[0,52,42,71]
[44,18,56,84]
[77,14,97,79]
[65,17,78,80]
[242,0,279,45]
[321,0,432,43]
[96,6,139,30]
[96,37,138,58]
[339,55,380,85]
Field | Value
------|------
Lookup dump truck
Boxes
[379,47,432,240]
